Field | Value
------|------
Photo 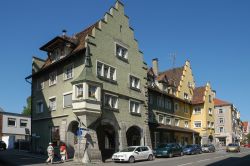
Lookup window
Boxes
[194,121,202,128]
[184,93,188,100]
[104,94,118,109]
[49,97,56,111]
[194,107,201,114]
[116,44,128,59]
[63,93,72,108]
[36,101,43,113]
[20,119,28,127]
[209,108,212,115]
[184,104,189,113]
[88,85,97,99]
[219,109,223,114]
[209,95,212,103]
[207,121,210,128]
[130,75,140,90]
[130,100,140,114]
[8,118,16,127]
[37,78,44,90]
[64,64,73,80]
[175,103,179,112]
[75,84,83,98]
[219,118,224,124]
[51,126,60,146]
[184,121,189,128]
[157,96,164,108]
[211,122,214,128]
[49,71,57,86]
[149,94,154,105]
[219,127,224,133]
[96,61,116,81]
[166,118,171,125]
[159,115,165,124]
[164,98,171,110]
[174,119,179,126]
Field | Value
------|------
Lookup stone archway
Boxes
[126,126,142,146]
[96,123,117,161]
[67,121,79,158]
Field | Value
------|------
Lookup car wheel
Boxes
[180,152,184,156]
[169,153,173,158]
[129,156,135,163]
[148,154,153,161]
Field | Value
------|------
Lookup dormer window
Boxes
[51,47,67,63]
[116,43,128,60]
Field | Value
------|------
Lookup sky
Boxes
[0,0,249,121]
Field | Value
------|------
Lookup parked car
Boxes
[226,143,240,152]
[112,146,154,163]
[0,141,6,150]
[183,144,202,155]
[202,144,215,153]
[154,143,183,158]
[243,144,250,148]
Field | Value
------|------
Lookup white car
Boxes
[112,146,154,163]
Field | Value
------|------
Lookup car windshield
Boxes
[120,147,136,152]
[157,144,172,148]
[228,144,237,146]
[184,145,193,148]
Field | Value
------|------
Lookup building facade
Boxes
[191,83,215,145]
[0,111,31,149]
[214,98,240,146]
[27,1,151,163]
[147,59,199,148]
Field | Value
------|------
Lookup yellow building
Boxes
[191,83,215,144]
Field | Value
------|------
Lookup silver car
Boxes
[202,144,215,153]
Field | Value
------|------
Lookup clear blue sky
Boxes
[0,0,249,121]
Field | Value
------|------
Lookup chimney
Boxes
[62,29,67,37]
[152,58,159,76]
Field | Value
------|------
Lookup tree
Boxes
[22,96,31,116]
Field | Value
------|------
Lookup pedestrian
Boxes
[46,142,54,164]
[60,143,68,162]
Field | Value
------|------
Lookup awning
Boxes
[150,123,199,134]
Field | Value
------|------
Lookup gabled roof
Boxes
[157,67,184,87]
[41,22,99,70]
[192,86,206,104]
[214,98,232,107]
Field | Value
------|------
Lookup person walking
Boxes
[46,142,54,164]
[60,143,68,162]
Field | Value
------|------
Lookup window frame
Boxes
[36,100,44,113]
[174,119,180,126]
[129,99,141,115]
[20,119,28,128]
[63,91,72,108]
[194,120,202,128]
[96,61,117,82]
[158,115,165,124]
[184,121,189,128]
[104,93,119,110]
[49,71,57,86]
[49,96,56,111]
[115,42,128,60]
[194,107,201,114]
[129,74,141,91]
[8,118,16,127]
[63,63,74,81]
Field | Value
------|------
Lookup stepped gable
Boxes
[192,86,206,104]
[157,67,184,87]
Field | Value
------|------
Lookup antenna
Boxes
[169,52,177,69]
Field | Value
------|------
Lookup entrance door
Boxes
[96,124,116,161]
[127,126,141,146]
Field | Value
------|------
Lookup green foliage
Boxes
[22,96,31,116]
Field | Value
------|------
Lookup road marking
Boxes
[177,162,193,166]
[196,158,210,163]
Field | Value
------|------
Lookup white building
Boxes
[0,111,31,149]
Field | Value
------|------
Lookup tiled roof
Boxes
[41,22,99,70]
[157,67,184,87]
[192,86,206,104]
[243,122,249,128]
[214,98,232,106]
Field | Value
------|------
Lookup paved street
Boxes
[0,148,250,166]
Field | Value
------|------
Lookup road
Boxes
[0,148,250,166]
